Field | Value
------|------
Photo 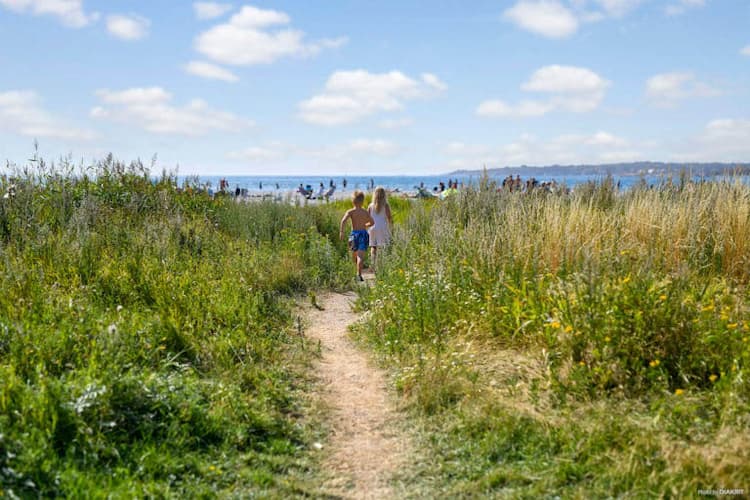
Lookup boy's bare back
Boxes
[345,207,373,231]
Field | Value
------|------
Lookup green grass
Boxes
[355,176,750,497]
[0,157,352,497]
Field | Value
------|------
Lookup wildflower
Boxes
[674,388,684,396]
[579,361,585,366]
[621,276,631,284]
[659,295,667,301]
[551,321,561,329]
[709,374,718,383]
[620,249,629,256]
[701,304,715,312]
[727,323,738,329]
[649,359,660,368]
[158,345,166,351]
[107,324,117,335]
[116,305,123,312]
[564,325,573,333]
[604,336,611,343]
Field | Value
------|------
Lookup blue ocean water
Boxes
[177,172,673,195]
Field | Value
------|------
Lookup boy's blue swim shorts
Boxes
[349,230,369,251]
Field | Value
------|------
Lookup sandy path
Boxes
[305,290,411,499]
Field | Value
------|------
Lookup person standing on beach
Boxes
[339,190,374,281]
[367,186,392,269]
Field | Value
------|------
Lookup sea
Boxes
[176,172,736,195]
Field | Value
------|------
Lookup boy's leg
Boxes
[356,250,365,276]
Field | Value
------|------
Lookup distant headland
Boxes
[447,162,750,178]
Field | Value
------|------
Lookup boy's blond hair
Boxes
[352,190,365,204]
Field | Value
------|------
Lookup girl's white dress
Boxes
[368,204,390,247]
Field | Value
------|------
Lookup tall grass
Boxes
[356,177,750,496]
[0,157,351,497]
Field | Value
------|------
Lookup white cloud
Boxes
[696,118,750,159]
[106,14,150,41]
[194,5,346,66]
[0,89,95,140]
[193,2,232,20]
[522,64,609,94]
[0,0,98,27]
[503,0,579,38]
[665,0,705,16]
[478,65,609,118]
[378,117,413,129]
[741,45,750,57]
[184,61,239,82]
[443,131,635,168]
[645,72,721,106]
[299,70,446,126]
[227,138,400,165]
[476,99,553,118]
[91,86,253,136]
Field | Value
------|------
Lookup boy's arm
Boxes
[339,211,350,240]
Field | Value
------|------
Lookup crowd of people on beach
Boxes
[500,175,561,193]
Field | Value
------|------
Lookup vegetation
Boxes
[355,176,750,497]
[0,156,352,497]
[3,156,748,497]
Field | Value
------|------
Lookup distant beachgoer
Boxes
[275,183,280,190]
[330,179,334,188]
[343,178,348,189]
[439,181,445,192]
[259,181,263,190]
[368,186,392,268]
[339,190,374,282]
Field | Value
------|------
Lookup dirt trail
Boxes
[305,288,411,499]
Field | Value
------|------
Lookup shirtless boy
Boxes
[339,190,374,281]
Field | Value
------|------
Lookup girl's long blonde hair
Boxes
[372,186,388,214]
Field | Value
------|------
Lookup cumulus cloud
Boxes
[503,0,579,38]
[0,0,98,27]
[193,2,232,20]
[91,86,253,135]
[695,118,750,159]
[477,65,609,118]
[194,5,346,66]
[106,14,150,41]
[443,130,636,169]
[0,89,95,140]
[184,61,239,82]
[645,72,721,106]
[299,70,446,126]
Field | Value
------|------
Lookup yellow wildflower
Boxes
[709,374,718,383]
[604,336,611,342]
[579,361,586,366]
[551,321,561,329]
[621,276,631,284]
[674,388,684,396]
[649,359,660,368]
[564,325,573,333]
[659,294,667,301]
[701,304,715,312]
[727,323,738,329]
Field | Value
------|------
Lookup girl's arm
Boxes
[386,204,393,225]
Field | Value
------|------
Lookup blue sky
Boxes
[0,0,748,175]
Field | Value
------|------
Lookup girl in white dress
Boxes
[367,187,393,268]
